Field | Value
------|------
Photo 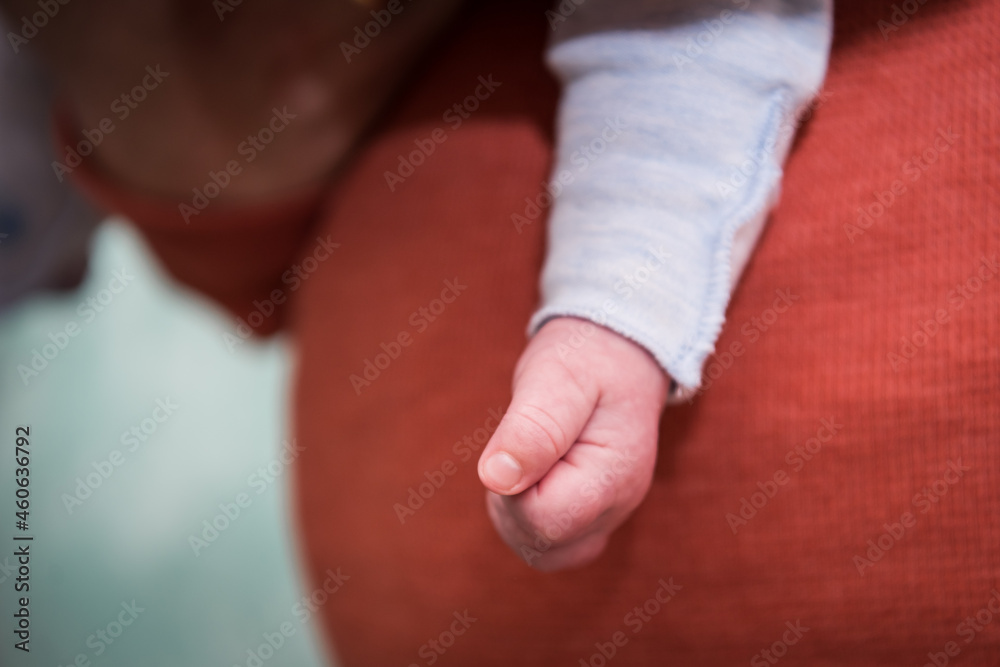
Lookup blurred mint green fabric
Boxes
[0,220,332,667]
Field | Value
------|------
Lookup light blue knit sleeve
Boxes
[529,0,832,401]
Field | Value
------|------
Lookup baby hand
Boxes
[478,317,669,571]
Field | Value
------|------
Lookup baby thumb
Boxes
[477,361,596,495]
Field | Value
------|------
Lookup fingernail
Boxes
[483,452,523,491]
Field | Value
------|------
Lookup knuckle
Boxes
[510,403,569,459]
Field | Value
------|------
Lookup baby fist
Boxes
[477,316,669,571]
